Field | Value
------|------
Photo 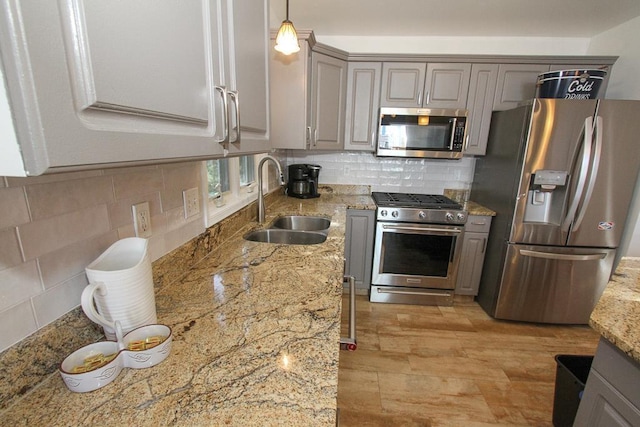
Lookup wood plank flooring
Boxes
[338,295,600,426]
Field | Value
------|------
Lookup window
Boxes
[205,154,269,226]
[207,158,229,198]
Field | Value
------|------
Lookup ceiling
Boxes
[272,0,640,38]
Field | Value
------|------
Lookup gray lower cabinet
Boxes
[455,215,492,295]
[344,209,375,295]
[574,338,640,426]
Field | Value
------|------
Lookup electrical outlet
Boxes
[183,187,200,218]
[132,202,152,238]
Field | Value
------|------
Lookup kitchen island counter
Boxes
[590,256,640,363]
[0,188,374,426]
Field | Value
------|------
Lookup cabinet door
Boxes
[455,232,487,295]
[380,62,426,107]
[1,0,229,175]
[455,215,491,295]
[269,39,311,150]
[423,63,471,109]
[225,0,269,154]
[344,62,381,152]
[344,209,375,293]
[493,64,550,111]
[575,339,640,426]
[310,52,347,150]
[465,64,499,156]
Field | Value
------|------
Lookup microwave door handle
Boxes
[561,116,593,232]
[448,118,457,150]
[573,116,603,231]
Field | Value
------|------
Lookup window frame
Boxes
[204,153,271,227]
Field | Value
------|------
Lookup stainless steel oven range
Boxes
[370,192,467,306]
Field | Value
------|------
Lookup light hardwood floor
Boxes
[338,295,600,426]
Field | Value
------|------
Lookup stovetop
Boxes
[371,192,462,210]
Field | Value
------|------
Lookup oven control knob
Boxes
[391,210,399,218]
[456,212,466,222]
[380,209,388,217]
[418,211,426,219]
[445,212,455,222]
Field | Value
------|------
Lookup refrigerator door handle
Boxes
[519,249,607,261]
[573,116,603,231]
[561,116,594,232]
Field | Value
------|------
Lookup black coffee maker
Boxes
[287,164,321,198]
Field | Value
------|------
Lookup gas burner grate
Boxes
[372,192,462,209]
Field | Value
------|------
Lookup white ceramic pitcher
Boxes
[81,238,157,340]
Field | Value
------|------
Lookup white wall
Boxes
[587,16,640,257]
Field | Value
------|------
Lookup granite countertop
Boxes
[464,201,496,217]
[0,188,374,426]
[590,257,640,364]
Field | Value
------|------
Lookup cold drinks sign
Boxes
[536,69,607,100]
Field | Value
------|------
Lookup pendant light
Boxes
[274,0,300,55]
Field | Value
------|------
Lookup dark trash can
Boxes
[552,354,594,427]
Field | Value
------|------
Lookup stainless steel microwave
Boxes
[376,107,468,159]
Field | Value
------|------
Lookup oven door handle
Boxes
[381,225,463,235]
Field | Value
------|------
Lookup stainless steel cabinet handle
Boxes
[214,85,229,144]
[228,90,240,144]
[417,90,422,106]
[519,249,606,261]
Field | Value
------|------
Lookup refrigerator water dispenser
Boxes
[524,170,568,224]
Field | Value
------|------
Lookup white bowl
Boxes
[122,324,172,369]
[59,324,172,393]
[59,341,123,393]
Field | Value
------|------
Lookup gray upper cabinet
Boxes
[424,63,471,109]
[309,53,347,150]
[0,0,269,176]
[380,63,426,107]
[380,62,471,109]
[344,62,381,152]
[492,64,551,110]
[465,64,499,156]
[269,34,311,150]
[270,33,347,151]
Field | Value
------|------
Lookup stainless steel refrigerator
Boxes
[471,98,640,324]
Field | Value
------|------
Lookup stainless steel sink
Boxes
[243,229,327,245]
[270,215,331,233]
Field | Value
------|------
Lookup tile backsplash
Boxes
[0,162,205,353]
[285,150,475,195]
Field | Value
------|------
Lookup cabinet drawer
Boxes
[465,215,492,233]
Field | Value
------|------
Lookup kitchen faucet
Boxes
[257,155,285,223]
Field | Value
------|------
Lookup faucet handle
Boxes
[278,173,286,186]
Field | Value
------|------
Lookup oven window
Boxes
[380,232,453,277]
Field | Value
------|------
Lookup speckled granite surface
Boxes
[0,185,374,426]
[590,257,640,364]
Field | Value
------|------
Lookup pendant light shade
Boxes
[274,0,300,55]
